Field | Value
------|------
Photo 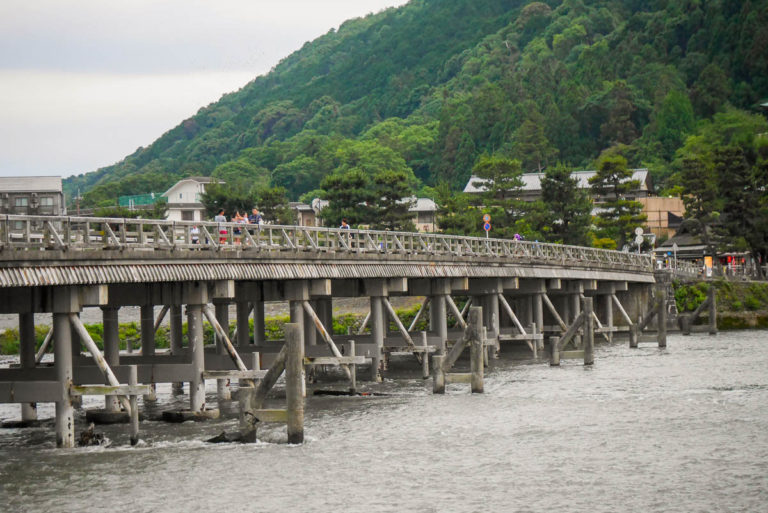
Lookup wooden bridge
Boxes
[0,214,672,447]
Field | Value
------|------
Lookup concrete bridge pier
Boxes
[603,293,614,343]
[533,293,545,351]
[18,312,37,424]
[169,305,184,395]
[303,299,318,384]
[367,281,386,382]
[236,300,250,347]
[69,316,83,410]
[570,286,582,347]
[51,287,94,448]
[184,282,208,413]
[253,298,265,346]
[54,311,74,447]
[286,281,308,395]
[214,301,232,402]
[429,288,448,355]
[140,302,157,402]
[101,307,121,413]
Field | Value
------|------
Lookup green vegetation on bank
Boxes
[62,0,768,251]
[674,279,768,330]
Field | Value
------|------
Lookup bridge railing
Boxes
[0,215,654,272]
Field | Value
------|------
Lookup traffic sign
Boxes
[634,235,644,245]
[483,214,491,223]
[484,222,491,232]
[634,227,643,236]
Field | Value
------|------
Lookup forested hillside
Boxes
[66,0,768,210]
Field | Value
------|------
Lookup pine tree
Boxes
[589,153,646,249]
[471,154,525,239]
[541,163,592,246]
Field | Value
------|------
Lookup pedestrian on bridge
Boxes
[214,209,227,243]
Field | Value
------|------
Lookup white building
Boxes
[163,177,217,222]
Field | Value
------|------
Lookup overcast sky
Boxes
[0,0,409,178]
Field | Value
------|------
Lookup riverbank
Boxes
[674,279,768,330]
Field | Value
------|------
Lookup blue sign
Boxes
[484,223,491,232]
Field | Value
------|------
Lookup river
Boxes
[1,331,766,512]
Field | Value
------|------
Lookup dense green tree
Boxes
[589,152,646,249]
[540,162,592,246]
[253,186,294,225]
[371,169,417,231]
[690,63,731,118]
[512,118,558,173]
[211,159,270,191]
[470,154,525,239]
[200,182,253,220]
[652,89,696,160]
[318,169,376,228]
[433,182,480,236]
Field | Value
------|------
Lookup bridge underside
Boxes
[0,247,659,447]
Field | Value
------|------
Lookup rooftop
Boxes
[463,169,650,194]
[0,176,62,193]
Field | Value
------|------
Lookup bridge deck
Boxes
[0,215,654,287]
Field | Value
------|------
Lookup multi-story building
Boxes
[0,176,66,216]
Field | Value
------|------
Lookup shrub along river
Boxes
[1,331,766,512]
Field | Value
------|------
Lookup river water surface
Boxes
[1,331,767,512]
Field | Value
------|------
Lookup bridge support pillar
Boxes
[533,294,544,351]
[707,286,717,335]
[19,312,38,423]
[169,305,184,395]
[304,300,318,347]
[69,316,83,410]
[50,288,82,448]
[286,281,307,396]
[214,302,231,402]
[285,323,304,444]
[187,304,205,412]
[571,292,582,347]
[429,293,448,355]
[369,296,385,381]
[253,299,265,346]
[102,307,121,412]
[54,312,74,447]
[656,283,667,348]
[184,281,209,413]
[603,294,614,343]
[481,293,499,359]
[140,303,157,402]
[316,298,333,336]
[236,301,250,347]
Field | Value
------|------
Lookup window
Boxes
[40,197,54,207]
[181,210,194,221]
[15,197,28,207]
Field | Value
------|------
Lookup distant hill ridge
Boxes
[65,0,768,206]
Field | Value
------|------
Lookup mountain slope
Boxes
[66,0,768,206]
